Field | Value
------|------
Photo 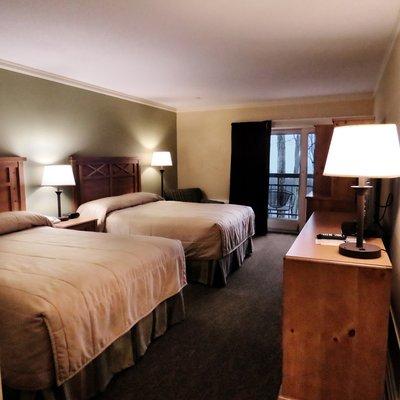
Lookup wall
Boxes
[177,95,374,201]
[0,68,177,215]
[374,30,400,322]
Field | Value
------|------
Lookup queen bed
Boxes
[0,157,186,400]
[70,156,255,287]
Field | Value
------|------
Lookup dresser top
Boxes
[286,212,392,269]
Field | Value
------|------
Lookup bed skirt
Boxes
[186,237,253,287]
[4,291,185,400]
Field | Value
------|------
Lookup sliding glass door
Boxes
[268,128,315,232]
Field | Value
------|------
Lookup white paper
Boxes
[315,236,365,246]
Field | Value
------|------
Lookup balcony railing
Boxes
[268,173,313,219]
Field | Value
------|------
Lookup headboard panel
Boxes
[69,156,141,208]
[0,157,26,212]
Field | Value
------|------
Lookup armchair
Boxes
[164,188,224,204]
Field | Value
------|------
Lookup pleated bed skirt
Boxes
[4,291,185,400]
[186,237,253,287]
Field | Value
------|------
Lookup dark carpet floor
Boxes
[96,233,295,400]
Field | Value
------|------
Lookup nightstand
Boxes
[54,217,97,232]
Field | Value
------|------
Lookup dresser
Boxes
[279,211,392,400]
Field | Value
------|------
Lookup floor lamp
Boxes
[323,124,400,259]
[151,151,172,197]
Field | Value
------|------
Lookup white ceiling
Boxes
[1,0,399,111]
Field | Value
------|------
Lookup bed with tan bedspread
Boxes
[77,192,255,286]
[0,211,186,393]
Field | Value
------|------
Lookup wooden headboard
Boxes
[70,155,141,208]
[0,157,26,212]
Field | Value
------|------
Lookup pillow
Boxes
[0,211,53,235]
[77,192,163,231]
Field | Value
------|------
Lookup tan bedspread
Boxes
[0,216,186,390]
[78,193,255,260]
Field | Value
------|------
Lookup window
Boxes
[268,128,315,232]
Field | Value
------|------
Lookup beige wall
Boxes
[177,95,374,201]
[0,68,177,216]
[374,31,400,320]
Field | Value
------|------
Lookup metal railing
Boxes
[268,173,313,219]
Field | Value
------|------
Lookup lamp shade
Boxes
[41,165,76,186]
[323,124,400,178]
[151,151,172,167]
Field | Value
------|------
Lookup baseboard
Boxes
[385,307,400,400]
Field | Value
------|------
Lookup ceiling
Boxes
[1,0,399,111]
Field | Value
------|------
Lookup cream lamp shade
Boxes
[151,151,172,167]
[323,124,400,178]
[41,165,76,187]
[323,123,400,259]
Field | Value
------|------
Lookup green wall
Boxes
[0,68,177,216]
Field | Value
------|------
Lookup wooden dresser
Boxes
[279,212,392,400]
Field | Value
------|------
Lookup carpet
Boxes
[96,233,295,400]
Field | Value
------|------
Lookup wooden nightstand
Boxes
[54,217,97,232]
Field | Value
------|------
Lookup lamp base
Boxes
[339,242,381,259]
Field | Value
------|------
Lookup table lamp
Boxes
[41,164,76,218]
[151,151,172,197]
[323,123,400,259]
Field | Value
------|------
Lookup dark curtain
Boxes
[229,120,272,235]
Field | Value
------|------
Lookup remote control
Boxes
[316,233,347,240]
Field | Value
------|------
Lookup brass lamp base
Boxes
[339,242,381,259]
